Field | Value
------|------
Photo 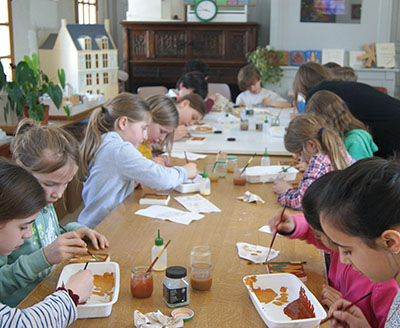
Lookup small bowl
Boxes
[171,308,194,322]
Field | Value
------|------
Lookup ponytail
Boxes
[284,114,351,170]
[79,93,150,181]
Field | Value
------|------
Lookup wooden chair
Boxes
[208,83,232,100]
[137,86,168,99]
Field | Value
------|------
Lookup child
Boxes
[269,171,397,328]
[78,93,198,228]
[0,158,93,327]
[272,114,353,210]
[236,64,291,108]
[306,90,378,160]
[166,71,208,100]
[137,95,179,166]
[317,158,400,327]
[1,119,108,307]
[174,93,207,141]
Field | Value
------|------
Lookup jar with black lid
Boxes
[163,266,189,308]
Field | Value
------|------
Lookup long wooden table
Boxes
[19,156,327,327]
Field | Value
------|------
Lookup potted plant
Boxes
[246,46,284,85]
[0,53,69,124]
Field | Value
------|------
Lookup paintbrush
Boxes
[265,206,287,263]
[212,151,221,173]
[146,240,171,273]
[267,261,307,264]
[184,151,189,164]
[310,291,372,328]
[83,261,89,270]
[59,224,103,262]
[240,152,257,176]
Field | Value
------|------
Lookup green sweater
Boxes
[344,129,378,161]
[0,204,82,306]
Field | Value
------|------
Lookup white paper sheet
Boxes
[258,225,283,237]
[174,194,221,213]
[168,152,207,160]
[236,242,279,263]
[135,205,204,225]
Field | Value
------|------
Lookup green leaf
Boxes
[47,84,63,108]
[16,62,36,87]
[0,61,6,91]
[63,105,70,119]
[58,69,66,89]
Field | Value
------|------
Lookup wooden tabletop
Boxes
[18,156,327,327]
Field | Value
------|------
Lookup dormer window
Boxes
[84,37,91,50]
[101,37,108,49]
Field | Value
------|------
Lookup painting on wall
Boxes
[300,0,362,24]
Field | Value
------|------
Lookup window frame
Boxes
[75,0,98,24]
[0,0,15,80]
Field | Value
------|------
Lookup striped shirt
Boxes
[277,153,335,210]
[0,290,76,327]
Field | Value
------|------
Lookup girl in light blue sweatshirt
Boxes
[0,159,93,328]
[78,93,198,228]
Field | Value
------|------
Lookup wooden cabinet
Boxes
[121,22,257,98]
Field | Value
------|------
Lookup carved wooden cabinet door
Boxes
[190,30,223,58]
[154,30,186,58]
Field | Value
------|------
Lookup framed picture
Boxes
[305,50,321,63]
[290,51,305,66]
[351,4,361,20]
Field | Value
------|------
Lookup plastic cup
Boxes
[206,164,219,182]
[130,266,153,298]
[233,168,246,185]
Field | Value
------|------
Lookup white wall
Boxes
[270,0,393,53]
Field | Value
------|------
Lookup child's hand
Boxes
[272,180,293,194]
[321,284,344,307]
[75,227,109,250]
[183,163,198,179]
[153,155,169,166]
[328,299,371,328]
[65,270,94,303]
[295,161,307,172]
[43,232,88,265]
[268,209,295,235]
[174,125,190,141]
[262,97,274,106]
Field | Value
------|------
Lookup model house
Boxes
[38,18,118,101]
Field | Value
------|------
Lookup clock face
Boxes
[195,0,218,22]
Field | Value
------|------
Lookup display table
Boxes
[18,155,327,327]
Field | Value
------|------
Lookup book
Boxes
[349,50,365,68]
[305,50,321,64]
[321,49,345,66]
[290,51,304,66]
[267,262,307,282]
[376,43,396,68]
[139,193,171,205]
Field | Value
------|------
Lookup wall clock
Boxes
[194,0,218,22]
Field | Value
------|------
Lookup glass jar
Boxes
[163,266,189,308]
[215,160,227,178]
[226,156,238,173]
[130,266,153,298]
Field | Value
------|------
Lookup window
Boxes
[85,54,91,69]
[95,54,99,68]
[103,72,108,84]
[96,73,99,84]
[76,0,97,24]
[101,37,108,49]
[0,0,14,80]
[86,73,92,86]
[102,53,108,68]
[84,37,91,50]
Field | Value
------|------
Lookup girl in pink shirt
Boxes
[269,172,397,328]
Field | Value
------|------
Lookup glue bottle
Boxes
[199,168,211,196]
[152,229,167,271]
[261,148,271,166]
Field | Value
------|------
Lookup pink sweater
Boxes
[289,214,398,328]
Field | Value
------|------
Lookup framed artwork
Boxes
[305,50,321,63]
[301,0,362,24]
[351,4,361,20]
[290,51,305,66]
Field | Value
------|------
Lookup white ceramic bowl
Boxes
[245,166,298,183]
[57,262,120,318]
[242,273,326,328]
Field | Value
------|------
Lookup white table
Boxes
[172,107,292,156]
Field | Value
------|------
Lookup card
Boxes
[139,193,170,205]
[267,262,307,282]
[69,254,109,263]
[305,50,321,64]
[290,51,304,66]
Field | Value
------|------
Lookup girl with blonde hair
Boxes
[306,90,378,160]
[137,95,179,166]
[2,119,107,307]
[79,93,197,228]
[272,114,354,210]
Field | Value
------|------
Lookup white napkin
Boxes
[135,205,204,225]
[236,191,265,204]
[236,242,279,263]
[168,152,207,160]
[174,194,221,213]
[258,225,283,237]
[134,310,183,328]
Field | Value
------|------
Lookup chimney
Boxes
[104,18,110,33]
[61,18,67,27]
